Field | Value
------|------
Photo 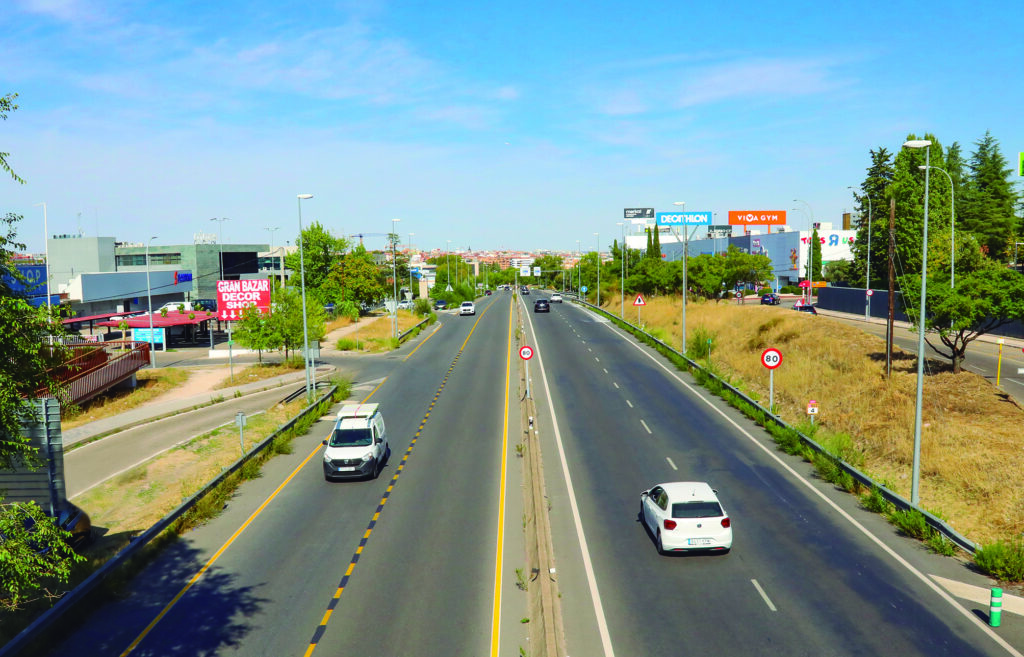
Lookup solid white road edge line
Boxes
[524,301,616,657]
[599,319,1024,657]
[751,579,777,611]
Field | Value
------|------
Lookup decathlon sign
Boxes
[728,210,787,226]
[656,211,711,226]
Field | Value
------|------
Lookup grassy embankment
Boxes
[596,292,1024,548]
[335,309,431,353]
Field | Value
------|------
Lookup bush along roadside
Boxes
[587,301,1024,583]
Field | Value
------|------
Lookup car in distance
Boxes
[760,293,781,305]
[323,403,390,480]
[793,300,818,315]
[640,482,732,555]
[550,293,563,303]
[397,299,413,310]
[534,299,550,313]
[460,301,476,316]
[433,299,448,311]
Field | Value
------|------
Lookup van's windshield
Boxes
[329,427,373,447]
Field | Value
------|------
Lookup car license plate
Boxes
[687,538,713,546]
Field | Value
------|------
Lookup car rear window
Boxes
[671,501,723,518]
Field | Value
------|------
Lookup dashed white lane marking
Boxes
[595,357,600,363]
[752,579,777,611]
[666,457,678,471]
[640,419,652,434]
[626,400,633,408]
[603,368,608,374]
[613,382,620,389]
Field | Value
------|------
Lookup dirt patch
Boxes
[151,367,230,403]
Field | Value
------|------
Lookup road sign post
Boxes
[235,411,247,455]
[633,293,646,326]
[807,399,819,426]
[761,348,782,413]
[520,345,533,399]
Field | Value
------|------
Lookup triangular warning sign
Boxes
[633,294,646,306]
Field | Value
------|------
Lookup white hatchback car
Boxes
[322,404,390,481]
[550,293,563,303]
[640,482,732,554]
[460,301,476,316]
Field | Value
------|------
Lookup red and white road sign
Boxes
[761,347,782,370]
[807,399,819,415]
[519,345,534,360]
[633,293,646,306]
[866,289,874,297]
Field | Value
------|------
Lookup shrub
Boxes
[888,508,930,540]
[336,338,360,351]
[688,326,715,360]
[414,298,433,316]
[860,486,892,514]
[926,532,957,556]
[974,539,1024,582]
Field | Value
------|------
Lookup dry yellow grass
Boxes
[212,360,303,389]
[338,310,426,352]
[598,292,1024,545]
[73,399,309,550]
[61,368,191,429]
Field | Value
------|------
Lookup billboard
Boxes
[656,211,711,226]
[533,266,541,277]
[520,265,531,277]
[216,279,272,321]
[624,208,655,219]
[728,210,787,226]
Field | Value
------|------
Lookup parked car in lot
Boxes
[550,293,563,303]
[433,299,448,311]
[322,404,390,481]
[534,299,550,313]
[397,299,413,310]
[640,482,732,555]
[460,301,476,316]
[760,293,781,305]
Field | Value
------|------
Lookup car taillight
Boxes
[721,517,731,528]
[663,519,677,530]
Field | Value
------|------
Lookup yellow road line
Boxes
[491,296,513,656]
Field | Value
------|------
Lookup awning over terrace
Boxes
[95,310,216,328]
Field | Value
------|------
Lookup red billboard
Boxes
[216,279,271,321]
[728,210,787,226]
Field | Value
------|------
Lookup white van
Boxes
[322,403,390,481]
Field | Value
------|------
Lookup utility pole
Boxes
[886,197,896,379]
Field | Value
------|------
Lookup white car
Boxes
[322,404,389,481]
[460,301,476,316]
[550,293,563,303]
[397,299,413,310]
[640,482,732,554]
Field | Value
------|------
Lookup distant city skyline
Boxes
[3,1,1021,254]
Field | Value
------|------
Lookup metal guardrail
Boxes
[571,298,978,555]
[0,385,339,657]
[398,316,431,342]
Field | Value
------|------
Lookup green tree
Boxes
[285,222,348,292]
[888,133,953,277]
[0,501,84,609]
[722,246,773,291]
[686,254,727,300]
[323,245,386,308]
[960,131,1019,261]
[232,305,280,363]
[850,147,895,288]
[823,259,857,285]
[652,226,662,259]
[805,229,824,285]
[645,228,653,258]
[268,287,325,359]
[1,92,25,184]
[532,254,563,288]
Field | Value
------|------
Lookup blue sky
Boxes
[2,0,1021,254]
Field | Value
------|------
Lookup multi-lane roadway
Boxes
[38,291,1023,657]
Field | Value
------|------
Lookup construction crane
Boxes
[347,232,390,247]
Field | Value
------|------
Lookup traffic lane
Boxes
[41,307,473,656]
[529,307,1003,657]
[307,295,517,656]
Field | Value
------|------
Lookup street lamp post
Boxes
[32,202,51,316]
[904,139,933,505]
[673,201,689,354]
[146,236,157,368]
[576,240,581,294]
[849,187,872,319]
[919,165,955,287]
[793,200,815,303]
[617,221,625,318]
[391,218,401,339]
[446,240,452,291]
[594,232,600,306]
[265,226,280,302]
[408,232,415,300]
[296,194,314,403]
[210,217,230,282]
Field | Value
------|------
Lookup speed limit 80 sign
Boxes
[761,347,782,370]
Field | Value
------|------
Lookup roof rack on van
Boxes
[337,403,379,419]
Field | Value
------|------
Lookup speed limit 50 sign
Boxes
[761,348,782,370]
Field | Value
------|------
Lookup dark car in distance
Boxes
[534,299,550,313]
[793,301,818,315]
[433,299,449,310]
[760,293,781,305]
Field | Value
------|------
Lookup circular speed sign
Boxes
[761,347,782,370]
[519,345,534,360]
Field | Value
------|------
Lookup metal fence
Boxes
[572,298,977,555]
[0,384,339,657]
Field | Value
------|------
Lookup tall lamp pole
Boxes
[904,139,933,505]
[594,232,600,306]
[391,218,401,339]
[793,200,815,303]
[296,194,314,403]
[265,226,280,302]
[849,187,872,319]
[408,232,415,299]
[446,240,452,291]
[210,217,230,282]
[576,240,581,294]
[146,236,157,368]
[674,201,689,354]
[919,165,955,287]
[32,202,51,316]
[617,221,625,318]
